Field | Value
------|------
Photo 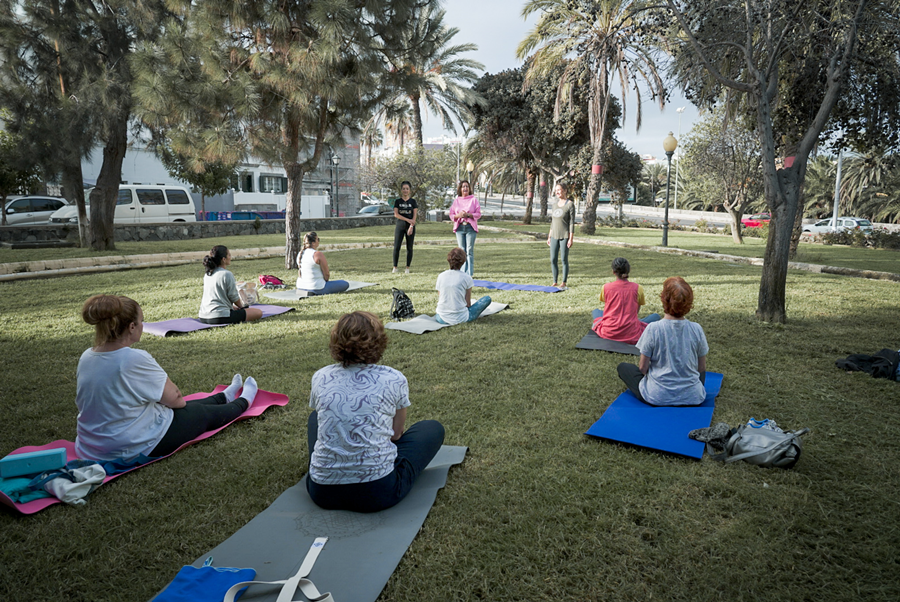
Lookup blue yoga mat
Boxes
[472,280,563,293]
[585,372,724,460]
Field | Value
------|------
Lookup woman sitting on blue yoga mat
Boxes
[592,257,660,344]
[296,231,349,295]
[307,311,445,513]
[76,295,260,461]
[617,277,708,406]
[434,247,492,325]
[199,245,263,324]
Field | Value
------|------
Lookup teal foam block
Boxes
[0,447,67,478]
[585,372,724,460]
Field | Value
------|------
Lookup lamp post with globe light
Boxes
[662,132,677,247]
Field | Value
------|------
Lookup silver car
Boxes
[3,196,69,226]
[802,217,874,234]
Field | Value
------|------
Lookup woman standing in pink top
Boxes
[449,180,481,276]
[591,257,660,344]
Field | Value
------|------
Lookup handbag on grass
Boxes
[720,421,810,469]
[390,287,415,320]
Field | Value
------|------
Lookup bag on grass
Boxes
[236,281,258,305]
[258,274,287,290]
[719,420,810,469]
[390,287,415,320]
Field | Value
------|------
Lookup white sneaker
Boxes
[392,267,398,273]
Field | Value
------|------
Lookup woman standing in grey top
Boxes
[546,182,576,289]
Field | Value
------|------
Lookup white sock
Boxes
[241,376,258,407]
[223,374,243,402]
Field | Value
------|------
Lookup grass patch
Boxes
[1,241,899,601]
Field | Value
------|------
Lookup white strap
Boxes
[222,537,333,602]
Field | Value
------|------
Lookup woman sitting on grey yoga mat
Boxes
[592,257,660,344]
[199,245,263,324]
[296,231,350,295]
[307,311,445,513]
[617,277,708,406]
[434,247,492,325]
[76,294,260,461]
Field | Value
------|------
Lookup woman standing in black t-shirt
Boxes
[392,181,418,274]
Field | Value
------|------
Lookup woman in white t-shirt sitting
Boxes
[296,232,349,295]
[198,245,263,324]
[616,277,709,406]
[307,311,445,513]
[434,247,492,325]
[76,294,259,461]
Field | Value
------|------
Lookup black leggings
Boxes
[149,393,249,457]
[392,221,415,268]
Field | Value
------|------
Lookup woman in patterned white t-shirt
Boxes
[306,311,445,512]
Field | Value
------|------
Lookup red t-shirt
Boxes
[592,279,647,344]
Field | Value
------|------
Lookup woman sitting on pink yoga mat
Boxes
[592,257,660,344]
[199,245,263,324]
[307,311,445,512]
[76,294,260,461]
[616,277,708,407]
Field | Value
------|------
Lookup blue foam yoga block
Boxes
[0,448,67,478]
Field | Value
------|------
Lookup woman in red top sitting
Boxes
[591,257,660,344]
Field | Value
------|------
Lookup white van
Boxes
[48,185,197,225]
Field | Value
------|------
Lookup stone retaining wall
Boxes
[0,216,396,244]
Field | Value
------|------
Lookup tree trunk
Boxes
[523,167,535,224]
[60,161,88,247]
[539,173,549,218]
[728,210,744,244]
[580,144,604,235]
[757,167,803,323]
[284,160,304,270]
[89,117,127,251]
[409,94,423,148]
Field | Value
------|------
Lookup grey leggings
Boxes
[549,237,569,282]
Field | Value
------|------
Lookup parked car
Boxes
[48,185,197,224]
[802,217,874,234]
[3,196,69,226]
[356,204,393,216]
[360,193,380,205]
[741,212,771,228]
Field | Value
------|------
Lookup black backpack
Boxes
[390,287,415,320]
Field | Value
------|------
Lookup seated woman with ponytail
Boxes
[296,232,349,295]
[199,245,263,324]
[76,294,261,461]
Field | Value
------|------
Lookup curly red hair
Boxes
[660,277,694,318]
[329,311,388,367]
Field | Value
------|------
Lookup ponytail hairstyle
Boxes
[297,232,319,274]
[611,257,631,279]
[203,245,229,276]
[82,295,141,348]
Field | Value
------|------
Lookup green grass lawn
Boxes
[1,239,899,601]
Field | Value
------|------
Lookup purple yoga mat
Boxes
[1,387,289,515]
[143,305,294,337]
[472,280,563,293]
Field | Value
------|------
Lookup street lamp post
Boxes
[662,132,678,247]
[674,107,685,211]
[330,152,340,217]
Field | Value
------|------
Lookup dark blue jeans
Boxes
[306,412,445,513]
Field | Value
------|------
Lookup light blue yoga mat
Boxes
[585,372,724,460]
[472,280,562,293]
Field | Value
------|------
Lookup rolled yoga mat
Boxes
[0,388,289,515]
[585,372,724,460]
[152,445,468,602]
[143,305,294,337]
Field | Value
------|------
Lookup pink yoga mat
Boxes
[0,387,289,515]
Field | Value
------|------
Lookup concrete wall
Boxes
[0,216,395,245]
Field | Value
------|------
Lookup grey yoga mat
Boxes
[575,330,640,355]
[262,281,377,300]
[161,445,467,602]
[385,302,509,334]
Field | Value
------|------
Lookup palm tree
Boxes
[380,6,484,148]
[642,163,665,205]
[840,149,897,217]
[518,0,666,234]
[383,100,413,151]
